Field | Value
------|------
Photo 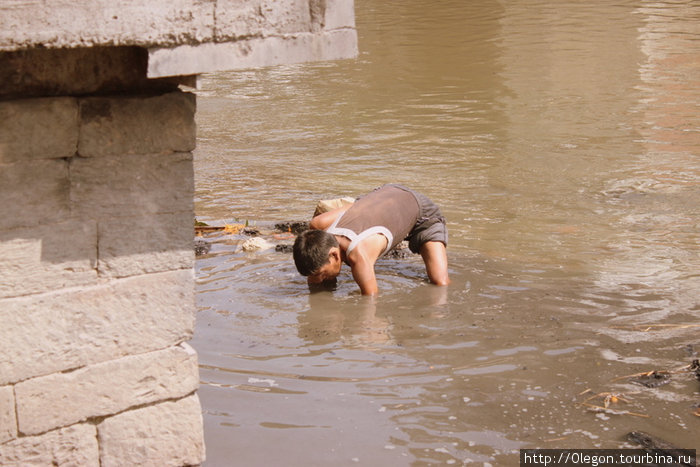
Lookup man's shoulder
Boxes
[350,233,387,260]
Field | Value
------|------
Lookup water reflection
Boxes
[192,0,700,465]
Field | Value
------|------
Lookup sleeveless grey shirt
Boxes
[326,184,419,256]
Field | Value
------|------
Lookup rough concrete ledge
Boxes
[0,0,356,52]
[0,0,357,80]
[148,28,358,77]
[0,0,216,51]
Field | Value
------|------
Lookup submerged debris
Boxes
[627,431,696,466]
[585,405,649,418]
[194,238,211,256]
[223,223,246,234]
[275,244,293,253]
[274,221,309,234]
[241,237,273,252]
[629,370,672,388]
[577,360,700,420]
[682,344,697,358]
[195,225,223,234]
[242,227,260,236]
[691,359,700,382]
[384,241,411,259]
[194,218,414,261]
[577,391,648,418]
[612,360,699,388]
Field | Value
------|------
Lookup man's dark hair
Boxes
[293,230,339,276]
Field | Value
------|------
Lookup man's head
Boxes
[293,230,342,283]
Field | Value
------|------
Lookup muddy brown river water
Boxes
[191,1,699,465]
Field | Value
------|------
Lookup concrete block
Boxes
[98,211,193,278]
[0,220,98,299]
[318,28,360,61]
[0,386,16,444]
[70,152,194,218]
[15,344,199,436]
[325,0,356,30]
[0,423,99,467]
[0,98,78,163]
[148,28,359,77]
[0,1,215,51]
[98,394,205,467]
[78,92,196,157]
[214,0,313,40]
[0,270,195,386]
[0,159,70,230]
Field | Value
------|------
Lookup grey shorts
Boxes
[399,186,448,253]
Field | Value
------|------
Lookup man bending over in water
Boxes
[293,184,450,296]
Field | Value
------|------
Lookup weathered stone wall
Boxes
[0,65,204,463]
[0,0,356,464]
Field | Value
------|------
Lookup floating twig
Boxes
[579,391,633,408]
[581,402,649,418]
[612,361,699,388]
[543,436,570,443]
[611,323,700,332]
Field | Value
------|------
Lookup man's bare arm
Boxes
[309,204,351,230]
[350,258,379,296]
[347,239,386,296]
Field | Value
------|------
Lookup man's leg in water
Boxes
[419,241,450,286]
